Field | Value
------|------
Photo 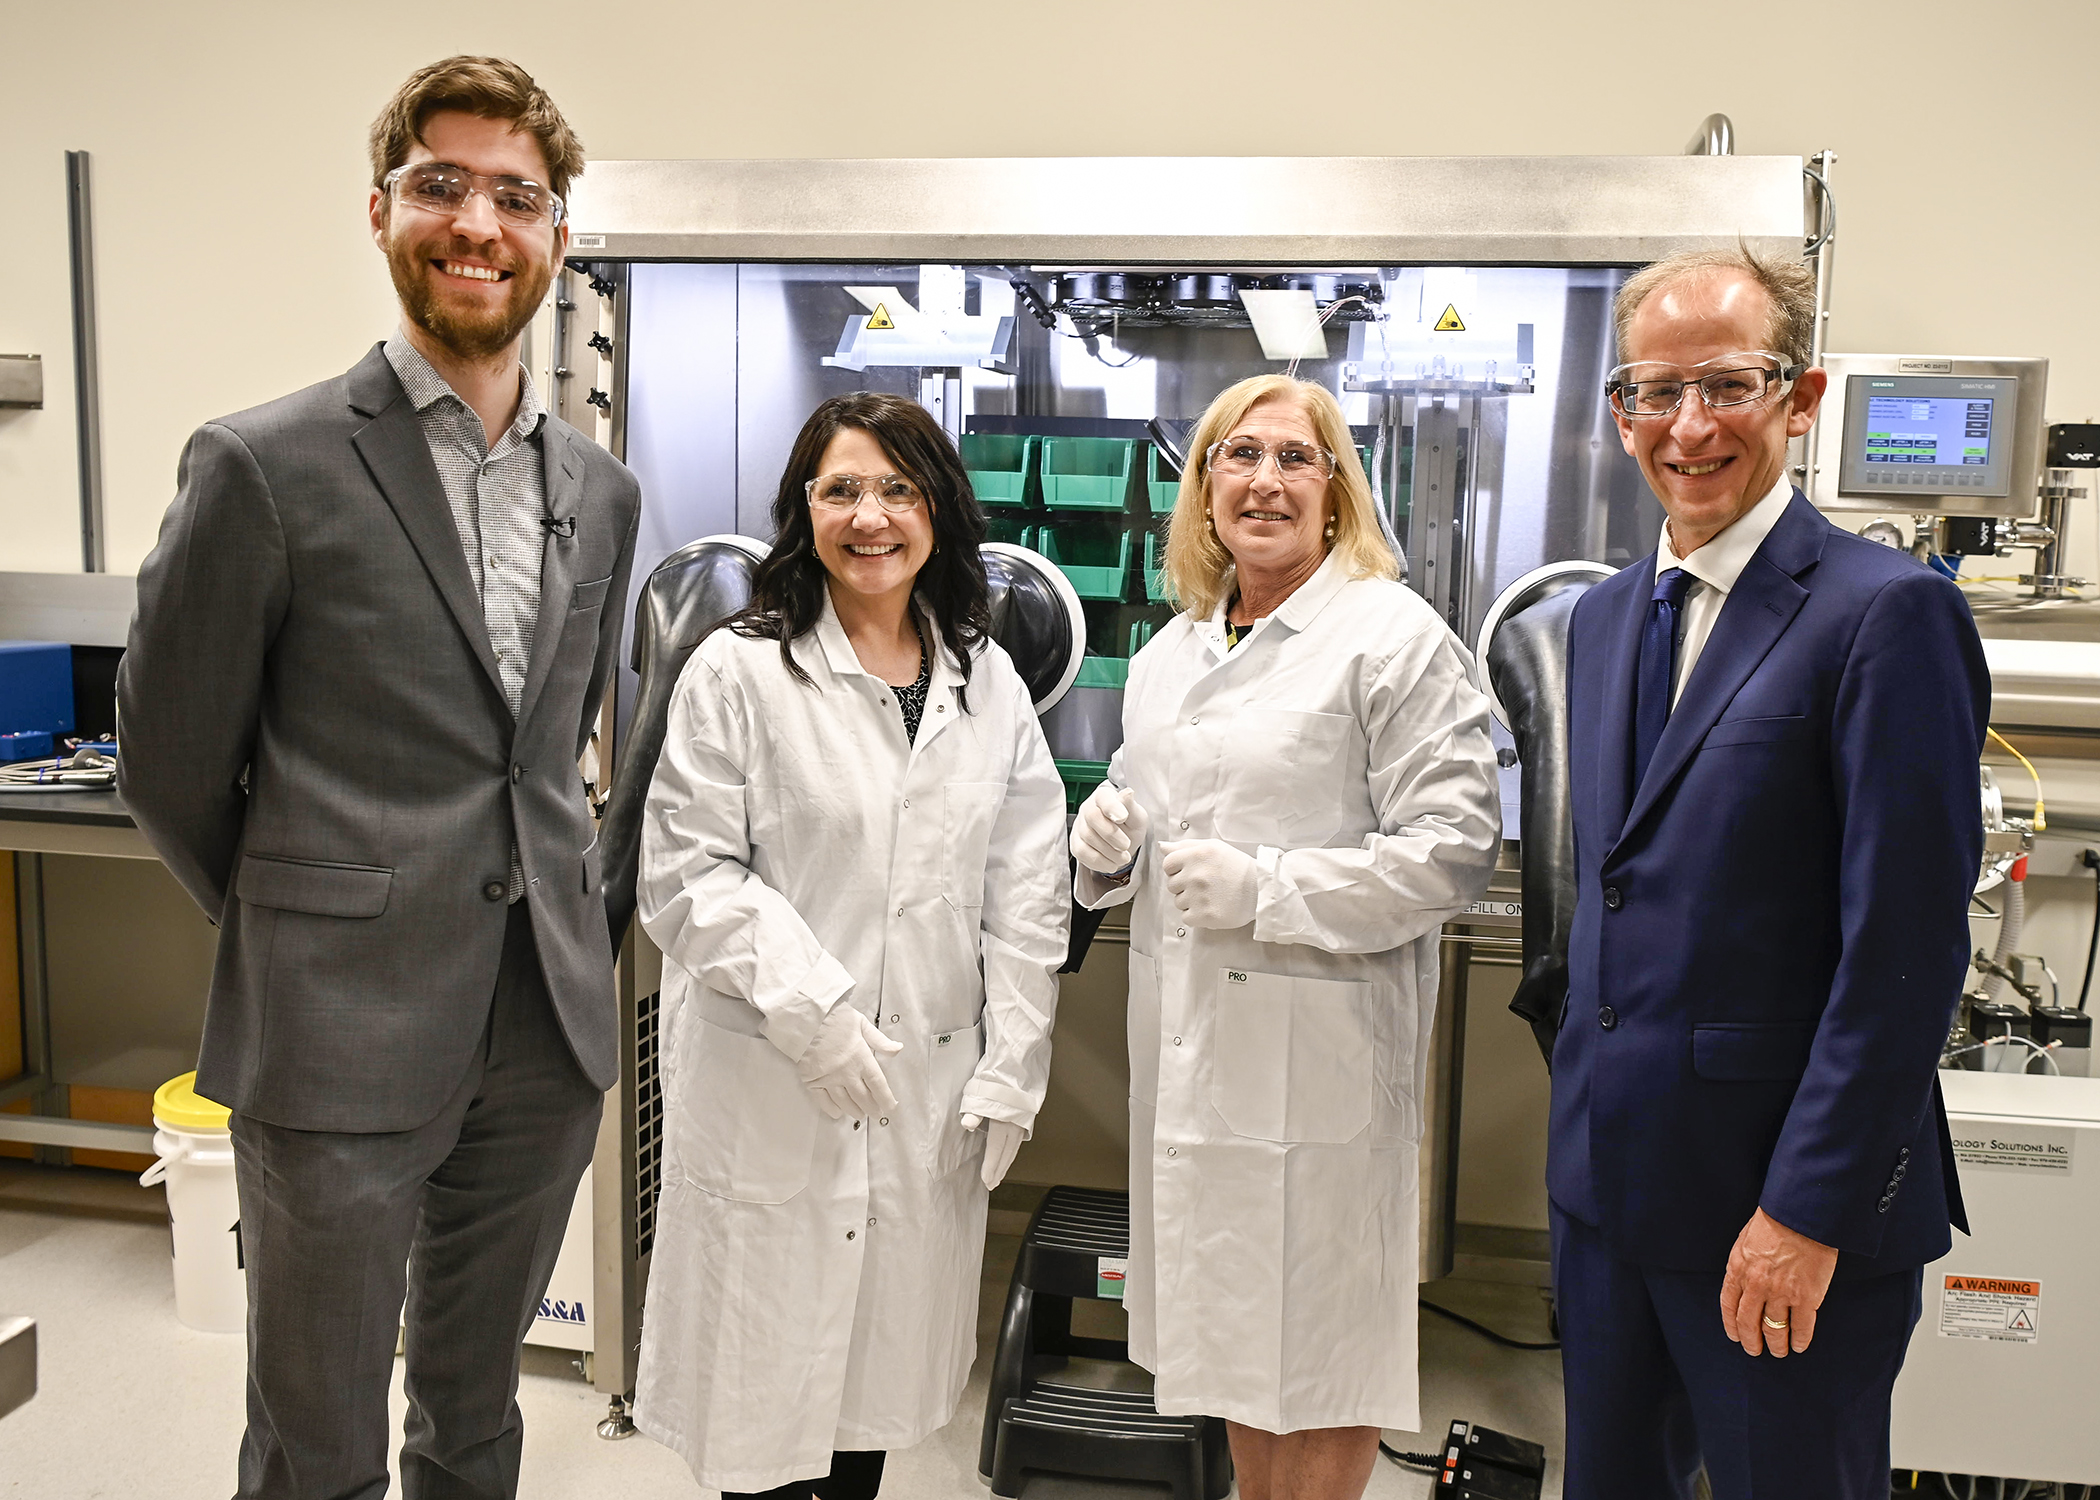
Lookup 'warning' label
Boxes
[1433,304,1466,332]
[866,304,896,330]
[1938,1275,2040,1342]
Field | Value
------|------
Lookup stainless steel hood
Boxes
[564,155,1807,265]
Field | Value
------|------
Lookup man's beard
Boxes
[387,231,554,362]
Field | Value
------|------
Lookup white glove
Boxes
[796,1006,903,1120]
[963,1113,1028,1190]
[1159,839,1258,929]
[1072,783,1150,875]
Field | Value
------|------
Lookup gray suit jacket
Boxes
[119,344,642,1132]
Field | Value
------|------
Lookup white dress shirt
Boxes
[1654,473,1793,705]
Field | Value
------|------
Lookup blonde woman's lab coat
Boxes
[1079,552,1501,1435]
[634,598,1068,1492]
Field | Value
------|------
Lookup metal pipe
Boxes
[65,151,105,573]
[1684,114,1735,156]
[1806,152,1836,369]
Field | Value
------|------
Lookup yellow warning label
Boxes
[867,304,896,331]
[1433,304,1466,333]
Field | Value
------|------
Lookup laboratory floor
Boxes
[0,1161,1564,1499]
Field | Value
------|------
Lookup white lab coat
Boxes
[1079,551,1500,1434]
[634,595,1068,1491]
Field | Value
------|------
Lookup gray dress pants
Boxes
[229,902,603,1500]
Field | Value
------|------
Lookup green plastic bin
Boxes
[1074,656,1130,690]
[1038,526,1133,600]
[985,517,1035,548]
[1040,437,1135,512]
[1146,446,1183,514]
[1053,758,1112,815]
[1128,620,1155,656]
[961,433,1036,508]
[1144,532,1174,603]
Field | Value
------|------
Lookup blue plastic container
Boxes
[0,642,72,735]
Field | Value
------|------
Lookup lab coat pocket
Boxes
[1211,968,1373,1144]
[1126,956,1162,1108]
[942,782,1005,909]
[926,1022,987,1177]
[672,1022,818,1204]
[1214,710,1357,848]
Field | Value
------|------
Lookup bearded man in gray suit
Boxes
[119,56,640,1499]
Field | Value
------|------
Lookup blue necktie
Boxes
[1632,567,1693,790]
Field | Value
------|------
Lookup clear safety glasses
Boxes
[383,163,567,229]
[1606,352,1806,419]
[805,473,926,513]
[1205,439,1337,483]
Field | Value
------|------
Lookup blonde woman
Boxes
[1070,375,1502,1500]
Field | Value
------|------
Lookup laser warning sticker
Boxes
[1938,1275,2040,1342]
[1097,1257,1127,1299]
[1951,1122,2074,1174]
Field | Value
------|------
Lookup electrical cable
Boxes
[2079,850,2100,1011]
[1802,165,1837,254]
[1988,727,2046,831]
[1418,1298,1561,1351]
[1377,1443,1442,1472]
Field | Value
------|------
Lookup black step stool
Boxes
[979,1186,1231,1500]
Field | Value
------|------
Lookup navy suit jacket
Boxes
[1549,490,1987,1277]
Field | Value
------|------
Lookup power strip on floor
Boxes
[1431,1419,1546,1499]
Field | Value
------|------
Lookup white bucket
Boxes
[139,1073,245,1334]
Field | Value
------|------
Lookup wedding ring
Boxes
[1762,1315,1790,1330]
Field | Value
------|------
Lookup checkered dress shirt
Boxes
[383,336,549,901]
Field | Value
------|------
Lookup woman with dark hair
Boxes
[633,393,1068,1500]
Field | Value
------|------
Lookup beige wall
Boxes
[3,0,2098,572]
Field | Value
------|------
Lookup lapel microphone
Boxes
[541,514,577,539]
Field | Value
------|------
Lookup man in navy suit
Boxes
[1552,247,1987,1499]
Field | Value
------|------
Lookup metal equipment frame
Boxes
[552,152,1812,1418]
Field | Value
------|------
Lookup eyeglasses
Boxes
[804,473,925,512]
[1205,439,1336,483]
[1606,353,1806,419]
[383,163,567,229]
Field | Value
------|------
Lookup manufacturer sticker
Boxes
[1096,1256,1127,1299]
[1939,1275,2039,1342]
[1951,1123,2074,1174]
[568,233,606,250]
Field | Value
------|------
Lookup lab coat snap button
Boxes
[1180,821,1190,831]
[867,1218,876,1227]
[1598,1005,1618,1030]
[1166,1147,1179,1157]
[847,1230,856,1240]
[1172,1036,1182,1046]
[510,763,523,784]
[879,1117,889,1127]
[902,798,910,808]
[1602,886,1622,910]
[1176,927,1187,938]
[852,1121,860,1130]
[482,881,506,902]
